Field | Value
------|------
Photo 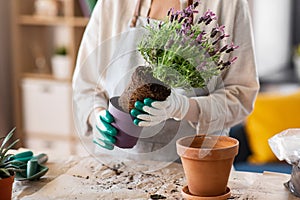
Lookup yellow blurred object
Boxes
[245,89,300,163]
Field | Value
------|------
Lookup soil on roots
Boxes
[118,66,171,113]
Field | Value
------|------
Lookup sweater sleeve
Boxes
[72,0,137,136]
[192,0,260,134]
[72,1,109,136]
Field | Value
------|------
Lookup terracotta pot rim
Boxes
[0,171,15,180]
[176,135,239,160]
[0,175,15,180]
[177,135,239,149]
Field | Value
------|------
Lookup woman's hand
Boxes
[92,110,117,150]
[131,90,190,127]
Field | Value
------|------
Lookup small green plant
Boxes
[0,128,24,179]
[54,46,67,56]
[138,0,238,89]
[294,44,300,57]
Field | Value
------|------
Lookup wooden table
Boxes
[12,155,300,200]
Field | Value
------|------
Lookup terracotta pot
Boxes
[176,135,239,198]
[0,175,15,200]
[108,96,143,148]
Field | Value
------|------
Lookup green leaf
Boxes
[0,128,19,165]
[0,168,11,178]
[3,160,26,168]
[0,154,13,165]
[0,127,16,152]
[1,139,20,161]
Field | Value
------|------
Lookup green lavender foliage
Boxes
[138,1,238,89]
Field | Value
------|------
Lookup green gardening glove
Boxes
[93,110,117,150]
[130,98,155,126]
[8,151,49,181]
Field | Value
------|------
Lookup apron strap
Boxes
[130,0,142,27]
[188,0,194,24]
[188,0,193,6]
[130,0,193,27]
[181,0,194,8]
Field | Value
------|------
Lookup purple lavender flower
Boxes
[212,34,230,45]
[222,61,231,67]
[193,1,200,8]
[204,10,217,19]
[210,28,218,38]
[174,13,179,21]
[196,31,206,43]
[226,42,239,53]
[220,34,230,40]
[198,9,217,25]
[216,25,225,34]
[230,56,238,63]
[210,25,225,38]
[219,45,228,53]
[178,16,184,23]
[205,18,213,25]
[170,15,174,22]
[185,6,193,15]
[167,8,174,17]
[158,21,162,29]
[181,23,191,35]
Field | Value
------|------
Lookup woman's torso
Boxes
[96,0,235,161]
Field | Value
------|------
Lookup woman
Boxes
[73,0,259,162]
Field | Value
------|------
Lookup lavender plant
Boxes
[138,0,238,89]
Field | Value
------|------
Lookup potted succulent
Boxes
[51,46,72,79]
[34,0,58,17]
[110,0,239,148]
[0,128,24,200]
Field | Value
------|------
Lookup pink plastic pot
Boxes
[108,96,143,148]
